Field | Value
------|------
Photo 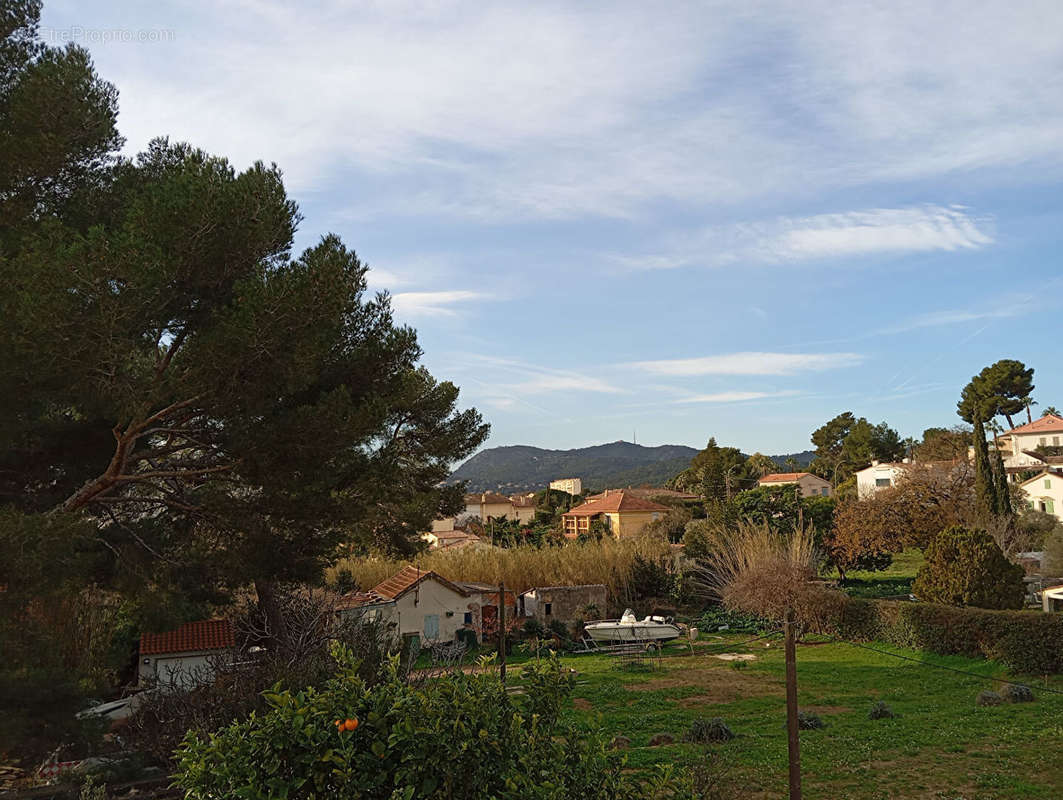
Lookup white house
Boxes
[1019,471,1063,521]
[367,565,474,643]
[992,414,1063,472]
[138,619,235,689]
[757,472,832,498]
[855,462,910,498]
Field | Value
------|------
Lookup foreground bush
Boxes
[912,527,1025,610]
[175,647,680,800]
[820,598,1063,674]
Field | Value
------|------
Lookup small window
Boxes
[875,478,891,487]
[1040,437,1047,446]
[1046,479,1052,489]
[544,602,552,616]
[463,612,472,625]
[821,488,829,496]
[1054,437,1060,446]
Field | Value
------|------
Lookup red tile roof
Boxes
[139,619,235,656]
[759,472,816,482]
[563,490,670,517]
[463,492,512,505]
[335,589,393,610]
[1000,414,1063,436]
[586,487,699,501]
[371,564,470,600]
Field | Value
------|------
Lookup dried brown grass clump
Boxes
[694,521,846,627]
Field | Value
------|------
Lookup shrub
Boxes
[817,598,1063,674]
[912,526,1025,610]
[522,617,546,638]
[867,701,895,720]
[976,690,1002,706]
[627,555,673,601]
[176,647,679,799]
[697,607,772,633]
[547,618,570,641]
[1003,683,1034,703]
[684,717,734,743]
[682,519,714,560]
[796,711,825,729]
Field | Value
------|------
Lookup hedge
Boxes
[816,599,1063,675]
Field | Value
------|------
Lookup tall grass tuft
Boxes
[691,520,844,626]
[327,538,673,605]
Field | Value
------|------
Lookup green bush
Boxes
[683,717,734,743]
[912,526,1025,610]
[819,598,1063,674]
[697,607,772,633]
[796,711,825,730]
[175,646,679,799]
[1003,684,1034,703]
[867,701,895,720]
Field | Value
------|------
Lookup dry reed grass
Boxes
[692,521,844,626]
[327,537,673,601]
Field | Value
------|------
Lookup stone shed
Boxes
[518,584,608,623]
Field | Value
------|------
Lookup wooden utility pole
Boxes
[498,581,507,685]
[784,608,802,800]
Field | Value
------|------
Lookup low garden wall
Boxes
[816,598,1063,675]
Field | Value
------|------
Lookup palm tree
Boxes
[1044,406,1061,418]
[784,456,799,473]
[1021,396,1037,424]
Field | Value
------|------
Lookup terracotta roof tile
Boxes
[1001,414,1063,436]
[335,589,393,610]
[463,492,512,505]
[371,564,470,600]
[139,619,235,656]
[759,472,815,482]
[562,490,670,517]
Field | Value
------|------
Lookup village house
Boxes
[992,414,1063,473]
[335,589,398,630]
[1019,471,1063,521]
[509,493,538,524]
[855,461,910,498]
[519,584,608,624]
[359,565,473,643]
[757,472,832,498]
[561,489,669,539]
[138,619,235,689]
[456,582,517,638]
[463,491,515,521]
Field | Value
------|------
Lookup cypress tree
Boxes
[993,449,1013,517]
[972,411,997,521]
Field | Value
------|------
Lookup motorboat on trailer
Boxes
[583,609,683,643]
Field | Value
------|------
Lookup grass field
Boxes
[506,630,1063,799]
[832,548,926,598]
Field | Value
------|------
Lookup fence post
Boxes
[498,581,507,685]
[785,607,802,800]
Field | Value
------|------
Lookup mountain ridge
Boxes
[448,441,815,493]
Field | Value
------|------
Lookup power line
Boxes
[824,635,1063,696]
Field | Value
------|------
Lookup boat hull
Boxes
[584,622,681,643]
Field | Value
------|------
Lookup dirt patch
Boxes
[573,698,593,711]
[714,653,757,662]
[631,666,781,703]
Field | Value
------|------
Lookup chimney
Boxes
[871,459,880,467]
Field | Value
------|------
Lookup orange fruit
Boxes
[344,718,359,731]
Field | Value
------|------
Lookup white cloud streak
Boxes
[58,1,1063,221]
[670,390,801,404]
[390,290,486,317]
[630,352,864,377]
[616,205,994,271]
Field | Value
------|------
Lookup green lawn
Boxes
[832,548,926,599]
[511,631,1063,799]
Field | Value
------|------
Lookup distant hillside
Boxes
[768,450,815,468]
[448,441,699,493]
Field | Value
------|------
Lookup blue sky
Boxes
[42,1,1063,455]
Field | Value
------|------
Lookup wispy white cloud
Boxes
[445,353,625,398]
[670,390,801,404]
[877,304,1023,334]
[60,1,1063,221]
[630,352,864,377]
[390,290,486,317]
[616,205,994,271]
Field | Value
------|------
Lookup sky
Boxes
[40,0,1063,456]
